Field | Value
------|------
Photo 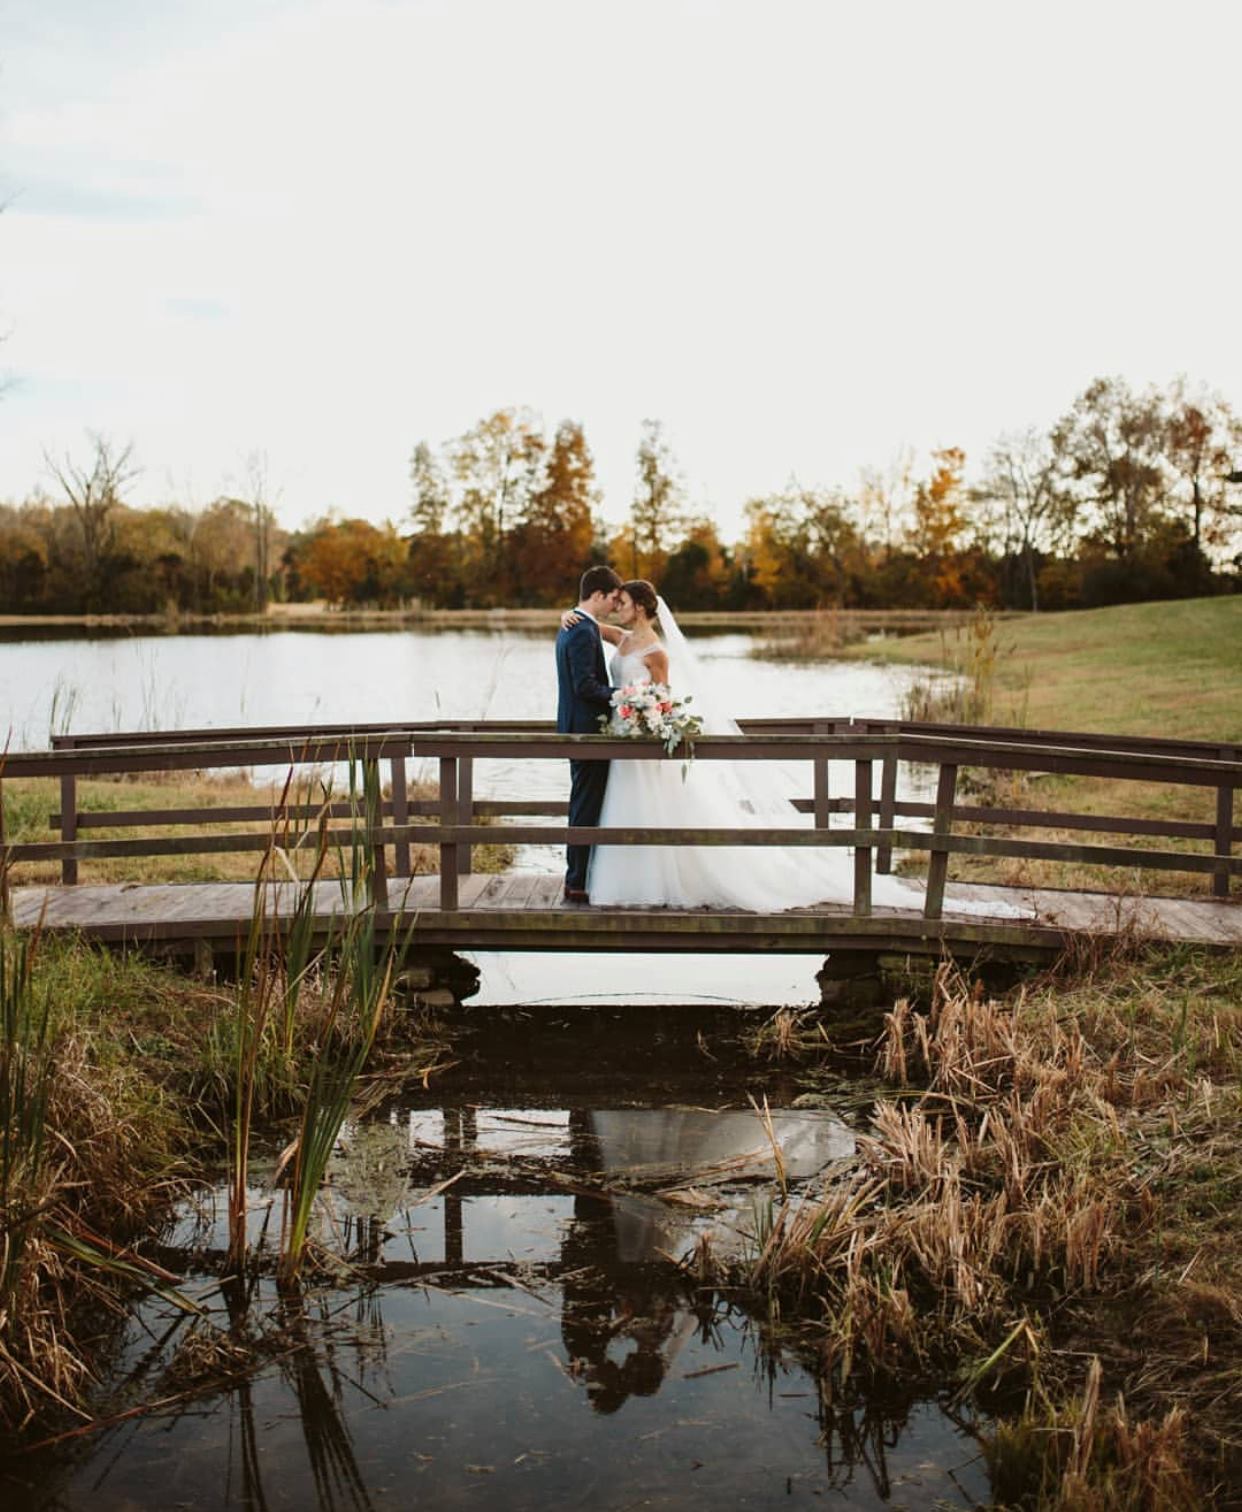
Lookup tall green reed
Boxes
[225,751,412,1286]
[227,764,334,1270]
[278,753,408,1285]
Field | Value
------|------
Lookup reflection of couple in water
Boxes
[561,1267,687,1415]
[559,1109,703,1414]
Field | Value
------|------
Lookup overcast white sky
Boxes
[2,0,1240,539]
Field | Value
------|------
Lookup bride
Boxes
[564,579,1030,918]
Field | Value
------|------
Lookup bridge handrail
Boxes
[50,713,1237,762]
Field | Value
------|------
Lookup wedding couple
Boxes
[554,565,1031,920]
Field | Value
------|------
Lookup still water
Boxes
[4,1054,990,1511]
[2,625,930,753]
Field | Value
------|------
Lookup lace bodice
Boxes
[609,637,664,686]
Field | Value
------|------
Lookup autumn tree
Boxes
[509,419,599,603]
[858,447,915,560]
[45,434,138,608]
[739,487,865,608]
[907,448,971,603]
[979,428,1072,610]
[448,408,545,602]
[660,516,734,609]
[407,440,457,604]
[1164,381,1242,554]
[236,451,278,610]
[0,505,50,611]
[296,518,409,606]
[1055,378,1169,561]
[630,419,684,580]
[193,498,262,606]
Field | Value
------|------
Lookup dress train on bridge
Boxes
[587,631,1031,921]
[587,743,1028,917]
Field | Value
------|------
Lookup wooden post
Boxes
[923,763,958,920]
[812,721,829,831]
[876,727,898,875]
[853,759,873,917]
[1214,747,1235,899]
[60,763,79,886]
[390,755,410,878]
[457,756,474,878]
[438,756,458,911]
[363,757,389,909]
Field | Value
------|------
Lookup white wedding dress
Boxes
[586,613,1032,919]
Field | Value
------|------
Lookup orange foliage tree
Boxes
[296,518,409,606]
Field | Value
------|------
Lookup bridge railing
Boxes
[4,724,1240,920]
[48,715,1241,896]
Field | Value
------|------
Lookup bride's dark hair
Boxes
[622,579,659,622]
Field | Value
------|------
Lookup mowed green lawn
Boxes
[857,595,1242,743]
[850,596,1242,893]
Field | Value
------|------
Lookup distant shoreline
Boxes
[0,604,1009,631]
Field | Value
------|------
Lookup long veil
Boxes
[656,595,806,823]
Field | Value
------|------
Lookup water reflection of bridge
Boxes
[370,1103,856,1273]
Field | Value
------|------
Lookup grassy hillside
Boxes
[842,597,1242,894]
[854,595,1242,744]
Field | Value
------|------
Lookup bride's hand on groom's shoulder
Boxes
[560,609,583,631]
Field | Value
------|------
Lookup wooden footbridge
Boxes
[2,717,1239,973]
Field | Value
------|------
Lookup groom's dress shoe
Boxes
[563,887,590,903]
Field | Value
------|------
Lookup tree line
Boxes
[2,376,1239,616]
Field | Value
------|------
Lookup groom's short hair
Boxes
[580,565,623,600]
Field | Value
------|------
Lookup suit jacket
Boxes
[555,615,613,734]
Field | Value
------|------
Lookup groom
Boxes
[555,565,623,901]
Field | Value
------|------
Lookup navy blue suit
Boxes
[555,614,613,892]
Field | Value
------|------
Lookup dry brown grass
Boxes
[729,948,1242,1504]
[0,940,202,1430]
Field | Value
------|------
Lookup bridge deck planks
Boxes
[7,873,1240,956]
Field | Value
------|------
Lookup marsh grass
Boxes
[723,946,1242,1503]
[896,604,1032,730]
[0,926,207,1429]
[750,608,859,660]
[0,762,444,1428]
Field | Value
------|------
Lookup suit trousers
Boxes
[566,757,609,891]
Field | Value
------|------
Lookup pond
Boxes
[2,1020,991,1510]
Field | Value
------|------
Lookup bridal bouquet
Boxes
[600,681,704,760]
